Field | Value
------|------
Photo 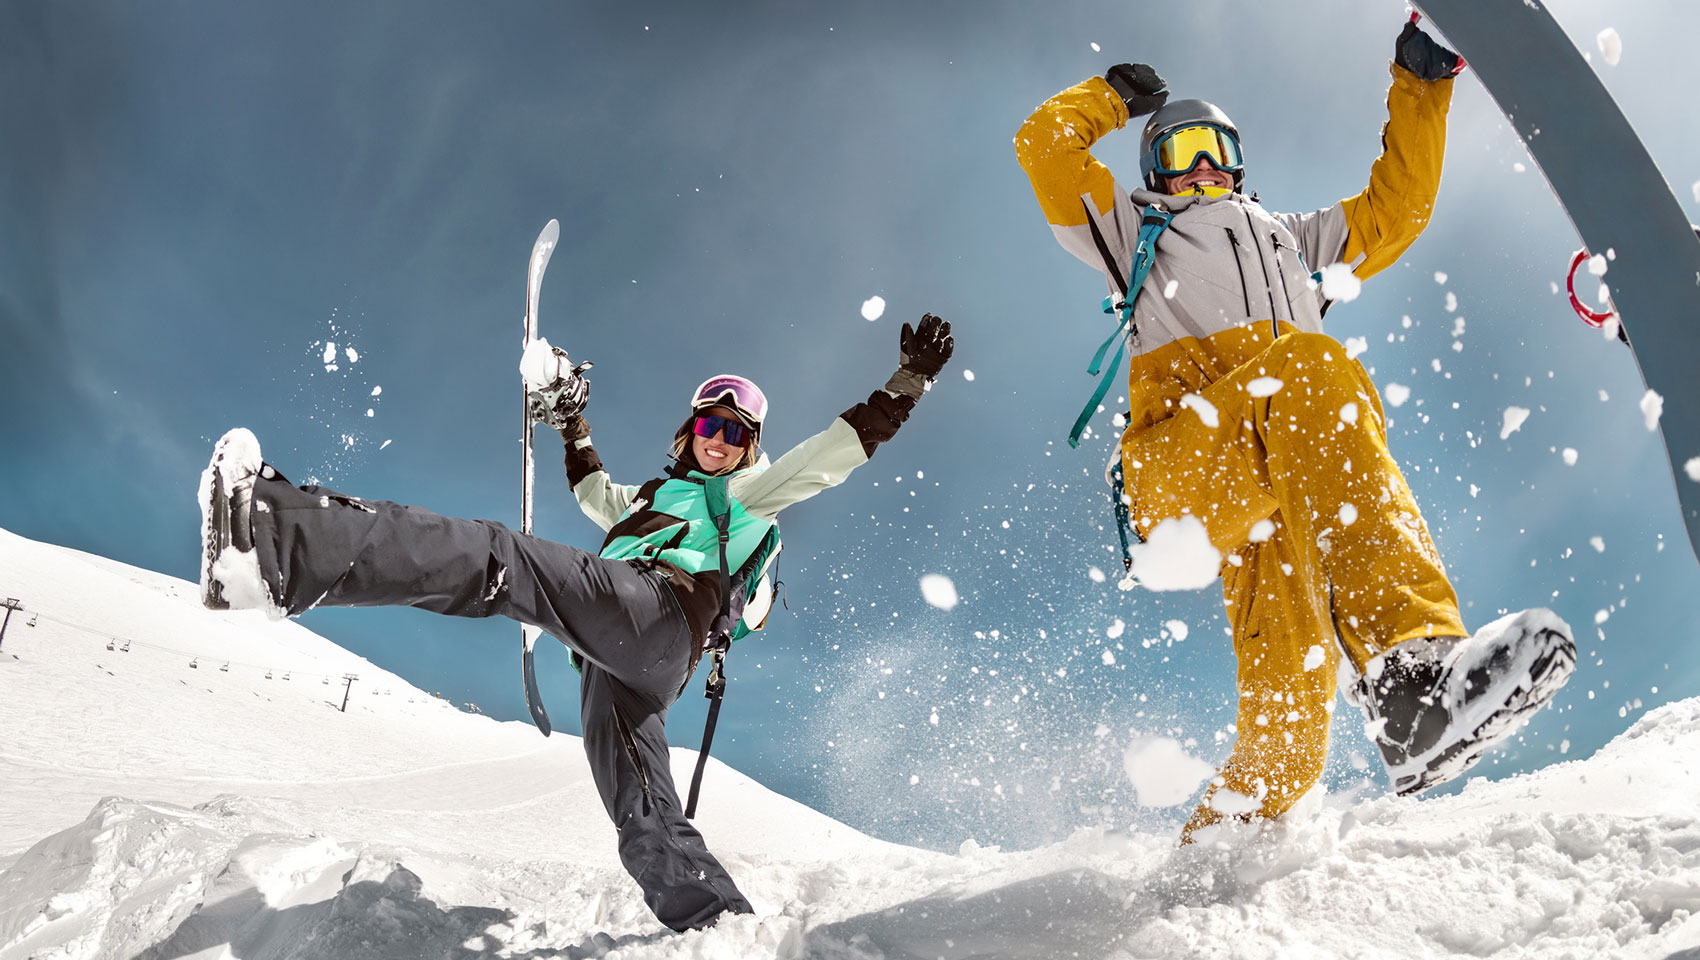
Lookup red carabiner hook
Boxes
[1566,248,1618,328]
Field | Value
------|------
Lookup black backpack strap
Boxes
[687,476,736,819]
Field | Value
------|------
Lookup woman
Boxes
[198,313,953,932]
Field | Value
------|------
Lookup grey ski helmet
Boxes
[1139,98,1244,193]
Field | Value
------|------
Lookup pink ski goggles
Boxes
[691,374,768,427]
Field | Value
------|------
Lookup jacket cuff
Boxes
[840,389,917,458]
[563,437,604,487]
[884,366,930,401]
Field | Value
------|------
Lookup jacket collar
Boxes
[664,451,773,483]
[1129,187,1243,214]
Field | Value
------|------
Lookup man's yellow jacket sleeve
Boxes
[1014,75,1130,228]
[1340,64,1454,279]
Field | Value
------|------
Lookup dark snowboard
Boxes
[1416,0,1700,562]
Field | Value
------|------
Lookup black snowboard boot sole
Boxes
[198,428,262,610]
[1384,614,1576,796]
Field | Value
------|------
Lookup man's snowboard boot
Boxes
[198,427,273,612]
[1353,608,1576,795]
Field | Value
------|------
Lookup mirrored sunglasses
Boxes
[691,415,753,447]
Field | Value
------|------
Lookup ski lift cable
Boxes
[0,597,344,684]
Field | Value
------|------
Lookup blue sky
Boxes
[4,0,1698,850]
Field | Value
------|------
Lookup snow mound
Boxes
[3,528,1698,959]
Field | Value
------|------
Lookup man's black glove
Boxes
[1395,18,1465,81]
[1105,63,1169,118]
[886,312,954,400]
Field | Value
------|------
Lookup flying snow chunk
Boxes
[1344,336,1368,360]
[1164,619,1188,642]
[1500,406,1531,439]
[1131,515,1221,591]
[322,341,337,364]
[1434,271,1448,285]
[1303,644,1326,672]
[1246,377,1283,398]
[520,336,569,390]
[365,409,374,418]
[1445,291,1458,313]
[1180,393,1219,428]
[1123,736,1215,807]
[1588,254,1609,277]
[1562,448,1578,466]
[1385,383,1411,408]
[1248,518,1276,543]
[1693,181,1700,204]
[345,347,359,364]
[1091,41,1101,52]
[1163,279,1179,299]
[1641,389,1664,431]
[1590,536,1606,553]
[919,574,958,610]
[962,369,976,382]
[1338,502,1358,526]
[1686,457,1700,482]
[1102,650,1116,665]
[1339,401,1359,425]
[1318,263,1362,302]
[1107,618,1125,639]
[370,386,382,397]
[1088,566,1107,583]
[860,296,886,321]
[1596,28,1622,66]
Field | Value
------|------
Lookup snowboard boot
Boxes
[1353,608,1576,796]
[198,427,271,612]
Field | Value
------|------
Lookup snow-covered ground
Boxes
[1,526,1696,959]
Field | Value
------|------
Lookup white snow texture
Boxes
[918,573,959,610]
[1,527,1698,960]
[1131,515,1221,591]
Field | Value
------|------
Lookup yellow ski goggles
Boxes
[1148,124,1244,178]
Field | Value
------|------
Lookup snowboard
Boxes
[521,219,560,735]
[1414,0,1700,562]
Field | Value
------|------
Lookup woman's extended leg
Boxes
[202,427,683,682]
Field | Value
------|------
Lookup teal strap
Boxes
[1068,320,1129,447]
[1068,208,1173,448]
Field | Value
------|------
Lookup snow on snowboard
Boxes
[1415,0,1700,561]
[519,218,559,736]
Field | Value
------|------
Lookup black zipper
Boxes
[1242,208,1282,339]
[1225,228,1253,318]
[1269,232,1300,322]
[613,704,654,816]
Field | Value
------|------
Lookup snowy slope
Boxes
[1,526,1697,960]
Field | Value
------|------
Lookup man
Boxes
[1014,19,1575,838]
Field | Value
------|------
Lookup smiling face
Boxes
[690,405,750,475]
[1165,156,1234,196]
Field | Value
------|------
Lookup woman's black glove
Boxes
[558,413,591,442]
[1105,63,1169,118]
[901,313,954,377]
[886,312,954,400]
[1395,18,1465,81]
